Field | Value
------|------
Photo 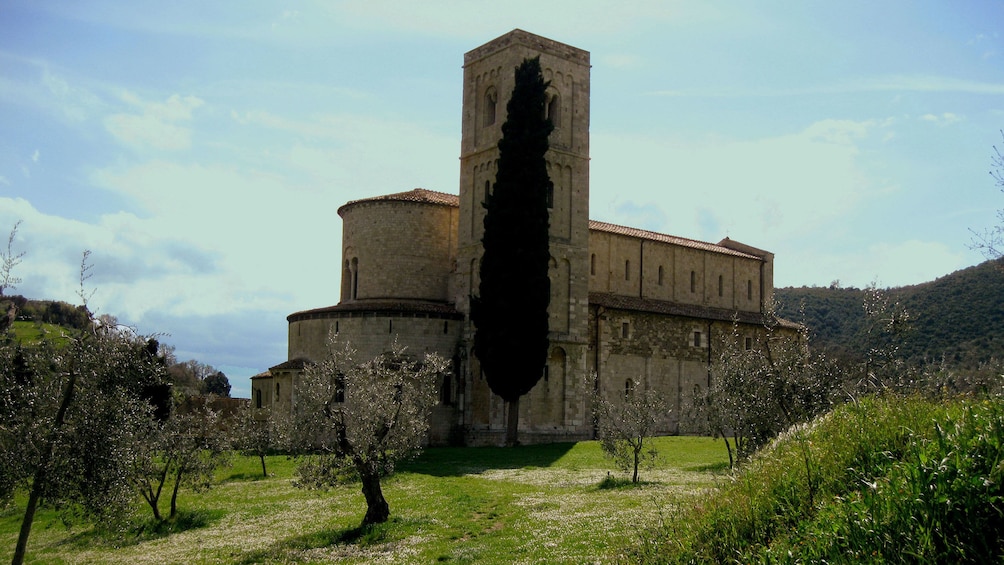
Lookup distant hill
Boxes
[775,259,1004,368]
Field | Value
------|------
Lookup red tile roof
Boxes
[590,292,802,329]
[589,220,763,260]
[288,300,464,323]
[337,188,460,215]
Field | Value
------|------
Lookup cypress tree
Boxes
[471,57,552,447]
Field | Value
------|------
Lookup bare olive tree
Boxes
[588,373,671,484]
[287,334,447,525]
[971,130,1003,262]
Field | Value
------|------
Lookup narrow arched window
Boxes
[350,257,359,300]
[590,254,596,276]
[483,86,497,126]
[546,92,560,127]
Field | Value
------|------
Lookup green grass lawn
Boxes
[0,437,727,564]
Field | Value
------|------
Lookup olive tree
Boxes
[288,334,448,525]
[587,374,671,483]
[131,396,231,521]
[971,130,1003,261]
[2,245,171,565]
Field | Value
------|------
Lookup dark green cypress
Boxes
[471,57,552,446]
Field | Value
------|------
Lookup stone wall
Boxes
[339,198,458,303]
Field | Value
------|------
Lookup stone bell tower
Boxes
[455,29,592,442]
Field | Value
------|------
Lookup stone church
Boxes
[251,29,798,446]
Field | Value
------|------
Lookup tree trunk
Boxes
[359,467,390,525]
[169,466,184,519]
[632,445,641,483]
[13,371,77,565]
[505,398,520,447]
[260,454,267,478]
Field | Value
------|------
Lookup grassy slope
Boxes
[0,437,727,564]
[641,395,1004,563]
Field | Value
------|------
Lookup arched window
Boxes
[483,86,498,126]
[590,253,596,276]
[350,257,359,300]
[546,92,560,127]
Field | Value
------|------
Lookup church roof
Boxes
[288,299,464,323]
[337,188,459,215]
[589,292,802,329]
[588,220,765,260]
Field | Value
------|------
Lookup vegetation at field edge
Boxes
[631,395,1004,563]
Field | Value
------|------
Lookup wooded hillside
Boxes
[775,259,1004,368]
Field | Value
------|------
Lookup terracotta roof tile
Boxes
[288,300,463,323]
[589,220,763,260]
[338,188,460,215]
[589,292,802,329]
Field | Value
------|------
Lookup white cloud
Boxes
[105,92,204,151]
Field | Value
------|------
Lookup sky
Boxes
[1,1,1002,398]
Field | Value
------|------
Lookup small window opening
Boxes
[693,331,702,348]
[388,319,393,334]
[744,337,753,351]
[275,382,280,396]
[590,253,596,276]
[718,275,724,297]
[335,321,339,335]
[625,379,635,398]
[747,280,753,301]
[255,389,262,409]
[625,260,631,281]
[690,271,697,293]
[545,184,554,209]
[542,365,549,382]
[443,320,449,334]
[483,87,497,126]
[546,93,560,126]
[658,265,664,286]
[621,322,629,339]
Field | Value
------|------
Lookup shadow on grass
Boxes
[399,442,576,477]
[55,509,225,549]
[222,471,270,482]
[596,475,657,490]
[234,518,404,564]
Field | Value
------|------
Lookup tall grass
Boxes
[633,395,1004,563]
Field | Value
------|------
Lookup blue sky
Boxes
[1,1,1002,397]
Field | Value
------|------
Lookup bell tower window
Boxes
[483,86,498,127]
